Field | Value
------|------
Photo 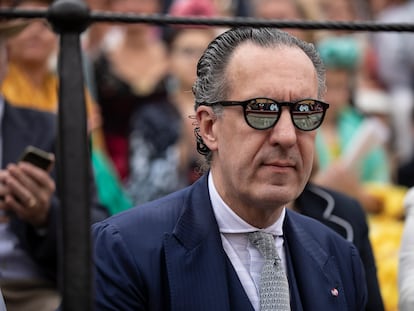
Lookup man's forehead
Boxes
[228,42,310,70]
[231,41,301,60]
[225,41,318,98]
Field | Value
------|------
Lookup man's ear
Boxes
[196,106,218,151]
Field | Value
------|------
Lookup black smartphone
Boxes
[19,145,54,171]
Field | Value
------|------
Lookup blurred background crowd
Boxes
[1,0,414,310]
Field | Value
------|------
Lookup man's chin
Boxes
[257,184,299,206]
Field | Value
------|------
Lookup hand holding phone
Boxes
[19,145,54,172]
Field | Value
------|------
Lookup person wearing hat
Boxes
[0,17,108,311]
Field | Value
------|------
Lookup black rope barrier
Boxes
[88,14,414,32]
[1,0,414,310]
[2,7,414,32]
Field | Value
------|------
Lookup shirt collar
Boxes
[209,172,285,236]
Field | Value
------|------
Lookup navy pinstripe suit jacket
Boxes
[93,174,367,310]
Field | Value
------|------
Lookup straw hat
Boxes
[0,19,28,39]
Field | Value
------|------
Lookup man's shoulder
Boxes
[286,209,362,271]
[91,184,203,264]
[286,210,367,309]
[93,186,192,238]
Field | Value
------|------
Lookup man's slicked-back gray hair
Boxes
[193,27,326,106]
[192,27,326,165]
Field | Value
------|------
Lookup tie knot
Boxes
[248,231,278,261]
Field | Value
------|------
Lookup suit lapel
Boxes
[164,175,234,311]
[284,210,348,310]
[164,177,350,310]
[284,240,303,311]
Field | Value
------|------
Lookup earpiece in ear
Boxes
[194,127,210,156]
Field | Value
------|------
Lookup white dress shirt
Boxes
[208,173,287,311]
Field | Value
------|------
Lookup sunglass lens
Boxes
[292,100,325,130]
[245,99,279,129]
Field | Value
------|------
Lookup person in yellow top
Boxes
[2,60,100,139]
[1,0,132,215]
[0,1,96,131]
[2,62,58,112]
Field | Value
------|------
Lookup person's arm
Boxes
[399,188,414,311]
[311,161,382,213]
[2,158,108,283]
[0,162,59,281]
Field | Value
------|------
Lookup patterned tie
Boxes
[248,231,290,311]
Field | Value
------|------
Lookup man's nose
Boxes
[268,108,297,146]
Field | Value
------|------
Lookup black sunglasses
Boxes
[200,98,329,131]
